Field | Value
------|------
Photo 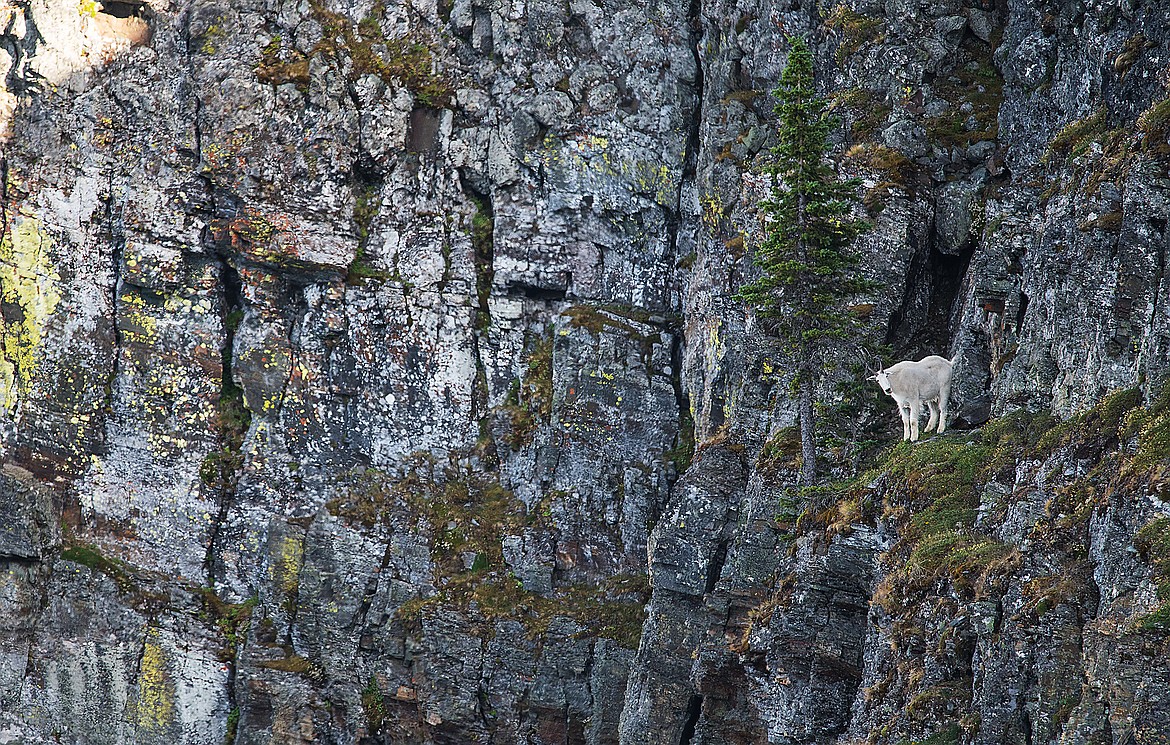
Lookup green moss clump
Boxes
[757,425,801,476]
[499,332,555,449]
[832,87,892,142]
[59,541,169,613]
[469,195,494,324]
[310,3,452,107]
[924,58,1003,150]
[561,305,666,351]
[823,5,885,63]
[844,143,913,185]
[400,573,651,648]
[666,404,696,474]
[224,707,241,745]
[197,588,257,661]
[61,544,136,591]
[919,723,962,745]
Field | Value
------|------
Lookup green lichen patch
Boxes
[136,629,176,732]
[0,216,62,411]
[757,425,801,478]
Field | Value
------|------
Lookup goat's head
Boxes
[867,369,893,395]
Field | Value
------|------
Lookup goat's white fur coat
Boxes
[870,355,954,442]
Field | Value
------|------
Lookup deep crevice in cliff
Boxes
[678,693,703,745]
[202,261,249,587]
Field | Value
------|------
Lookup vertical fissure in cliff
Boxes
[678,694,703,745]
[887,215,977,355]
[462,177,498,467]
[660,0,704,501]
[202,261,249,582]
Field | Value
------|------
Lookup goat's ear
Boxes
[866,374,878,381]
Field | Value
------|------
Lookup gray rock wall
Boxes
[1,0,1169,743]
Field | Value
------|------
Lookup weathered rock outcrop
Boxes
[1,0,1169,743]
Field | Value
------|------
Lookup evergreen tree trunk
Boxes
[798,368,816,487]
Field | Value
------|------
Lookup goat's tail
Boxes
[950,353,959,366]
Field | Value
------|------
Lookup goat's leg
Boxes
[925,399,939,433]
[938,384,951,434]
[908,400,922,442]
[898,401,911,441]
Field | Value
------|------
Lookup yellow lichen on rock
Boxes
[136,629,175,732]
[0,216,62,411]
[273,534,303,595]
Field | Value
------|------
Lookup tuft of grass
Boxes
[1134,516,1170,631]
[1138,97,1170,139]
[361,677,387,733]
[1045,108,1108,163]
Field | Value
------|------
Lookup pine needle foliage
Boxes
[738,35,875,484]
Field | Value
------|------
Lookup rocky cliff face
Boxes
[1,0,1168,743]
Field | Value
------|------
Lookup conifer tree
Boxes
[738,35,874,486]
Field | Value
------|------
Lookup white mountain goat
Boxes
[868,355,955,442]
